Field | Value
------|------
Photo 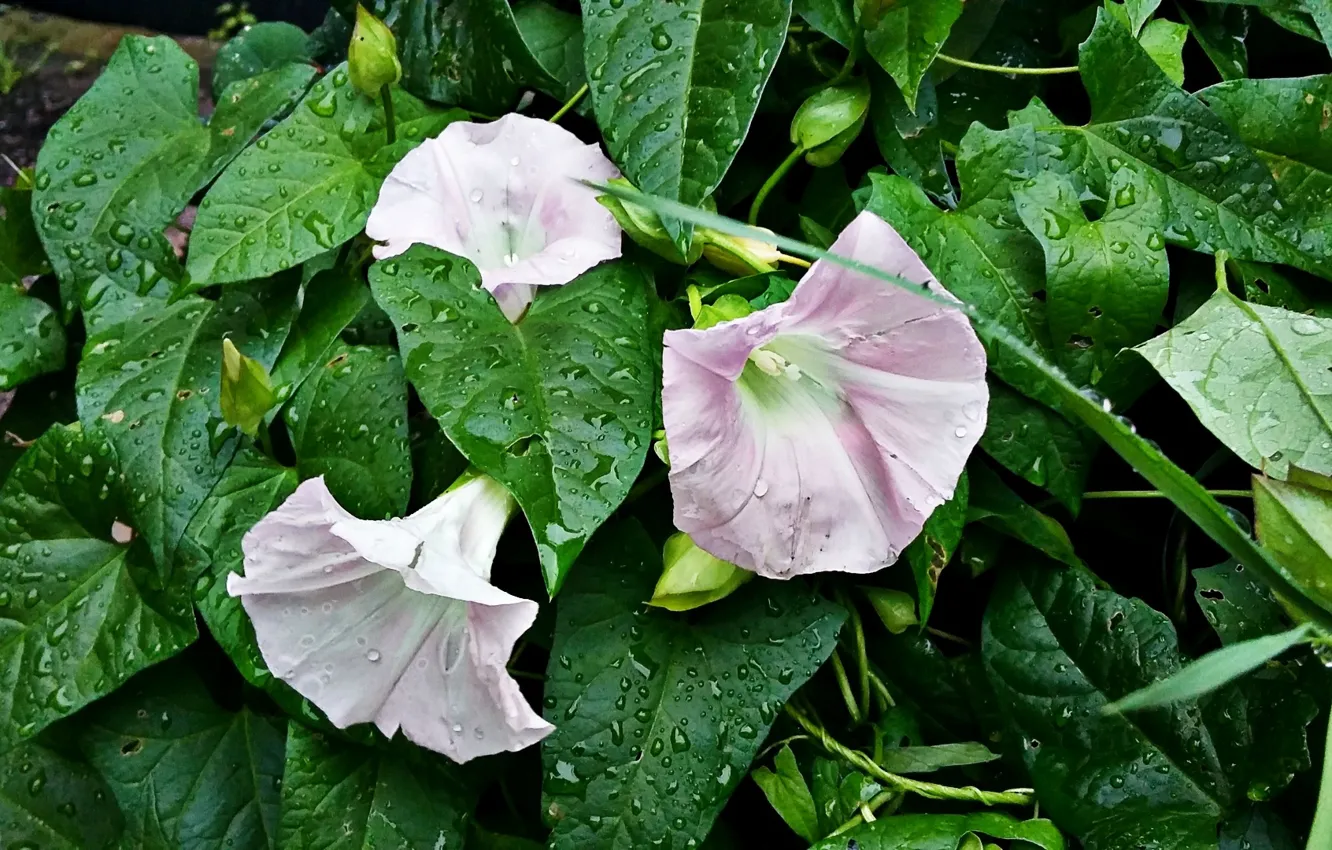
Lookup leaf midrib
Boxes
[1227,291,1332,445]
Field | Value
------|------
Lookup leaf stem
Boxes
[829,649,862,724]
[549,83,590,123]
[778,253,811,268]
[934,53,1081,75]
[380,83,396,144]
[1214,249,1231,294]
[749,146,805,225]
[1082,489,1251,500]
[1309,706,1332,848]
[848,595,870,720]
[784,704,1034,806]
[828,789,897,837]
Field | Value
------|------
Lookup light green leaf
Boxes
[1124,0,1164,34]
[1253,471,1332,610]
[752,745,819,843]
[864,587,919,634]
[285,344,411,520]
[79,663,286,850]
[369,247,656,594]
[1134,289,1332,480]
[0,285,64,391]
[213,21,313,96]
[580,0,792,248]
[810,813,1065,850]
[863,0,964,111]
[220,338,277,437]
[0,425,196,752]
[0,739,124,849]
[268,268,371,408]
[542,520,846,850]
[278,721,475,850]
[1137,17,1188,85]
[76,274,297,569]
[876,742,999,774]
[1195,559,1290,645]
[188,66,464,285]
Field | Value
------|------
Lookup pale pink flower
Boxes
[228,474,552,763]
[662,210,988,579]
[366,113,621,321]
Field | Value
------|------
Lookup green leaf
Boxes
[0,285,65,391]
[810,813,1065,850]
[76,275,297,570]
[1134,289,1332,480]
[78,663,286,850]
[0,739,124,849]
[542,520,846,850]
[1012,168,1169,388]
[983,560,1316,849]
[876,742,999,774]
[278,721,475,850]
[184,450,298,697]
[1253,472,1332,610]
[220,338,278,437]
[0,182,49,286]
[1136,18,1188,86]
[1180,3,1249,81]
[864,587,919,634]
[268,268,371,407]
[372,0,555,114]
[979,380,1093,513]
[903,470,967,624]
[188,66,464,285]
[369,248,657,594]
[869,70,954,206]
[285,344,410,520]
[967,462,1082,569]
[1105,624,1314,714]
[1124,0,1164,34]
[1195,559,1290,645]
[32,36,315,299]
[1073,9,1332,279]
[513,0,587,103]
[213,21,314,96]
[751,745,819,843]
[1221,807,1298,850]
[0,425,195,751]
[580,0,792,247]
[862,0,964,112]
[794,0,855,46]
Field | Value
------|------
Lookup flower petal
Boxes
[663,211,988,578]
[366,113,621,304]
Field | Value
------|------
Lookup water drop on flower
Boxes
[469,188,483,203]
[366,649,381,662]
[753,479,768,497]
[954,426,968,438]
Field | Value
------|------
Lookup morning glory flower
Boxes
[366,113,621,321]
[228,473,552,763]
[662,210,988,579]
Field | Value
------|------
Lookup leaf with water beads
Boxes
[0,738,124,849]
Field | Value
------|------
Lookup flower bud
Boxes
[221,338,276,437]
[348,5,402,96]
[648,532,752,612]
[790,78,870,167]
[692,294,753,331]
[598,179,703,265]
[699,229,782,276]
[863,587,918,634]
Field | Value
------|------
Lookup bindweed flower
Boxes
[366,113,622,322]
[662,210,988,579]
[228,472,553,763]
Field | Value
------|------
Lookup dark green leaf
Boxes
[285,344,410,519]
[581,0,792,247]
[78,663,286,850]
[268,268,371,407]
[869,70,954,205]
[979,380,1093,513]
[188,66,464,285]
[513,0,587,103]
[0,285,64,392]
[863,0,964,111]
[751,745,819,843]
[370,247,656,594]
[1231,259,1332,317]
[76,275,297,569]
[967,462,1082,569]
[0,183,49,286]
[810,813,1065,850]
[1221,806,1299,850]
[794,0,854,46]
[0,425,195,751]
[903,470,967,624]
[213,22,314,96]
[0,739,124,849]
[1195,559,1289,645]
[278,721,475,849]
[542,520,846,850]
[1180,4,1249,81]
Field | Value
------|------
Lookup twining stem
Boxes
[867,669,895,711]
[785,705,1034,807]
[934,53,1080,75]
[550,83,590,123]
[1308,708,1332,849]
[749,146,805,225]
[830,650,862,724]
[843,592,870,720]
[381,83,397,144]
[1083,489,1251,500]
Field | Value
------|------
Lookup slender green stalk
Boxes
[846,594,871,720]
[934,53,1080,75]
[1082,489,1251,500]
[829,650,862,724]
[749,146,805,225]
[867,669,895,710]
[550,83,590,123]
[381,83,396,144]
[1309,707,1332,848]
[785,705,1034,807]
[828,789,897,837]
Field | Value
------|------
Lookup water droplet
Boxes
[366,649,381,662]
[954,426,968,438]
[1292,318,1323,336]
[469,188,484,203]
[753,479,768,497]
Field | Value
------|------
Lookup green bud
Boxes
[598,179,704,265]
[651,429,670,466]
[698,228,781,277]
[348,4,402,96]
[221,338,277,437]
[862,587,918,634]
[692,293,754,331]
[790,78,870,167]
[648,533,752,612]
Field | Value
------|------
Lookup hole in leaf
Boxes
[1088,305,1102,318]
[1200,589,1225,601]
[1031,289,1047,302]
[401,323,419,333]
[176,390,192,400]
[1108,610,1125,630]
[120,738,143,756]
[1069,334,1094,350]
[506,435,541,457]
[1255,278,1270,294]
[326,353,350,368]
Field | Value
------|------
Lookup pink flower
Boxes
[228,474,552,763]
[366,113,621,321]
[662,211,988,579]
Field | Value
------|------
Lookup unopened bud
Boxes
[598,179,703,265]
[648,532,752,612]
[791,78,870,167]
[348,5,402,95]
[699,229,782,276]
[221,338,276,437]
[863,587,919,634]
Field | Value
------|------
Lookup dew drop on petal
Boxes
[753,479,768,497]
[469,188,483,203]
[366,649,381,663]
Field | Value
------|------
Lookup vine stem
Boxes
[829,650,862,724]
[1082,489,1251,500]
[828,789,897,837]
[749,146,805,225]
[784,705,1034,807]
[934,53,1080,76]
[380,83,397,144]
[550,83,590,123]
